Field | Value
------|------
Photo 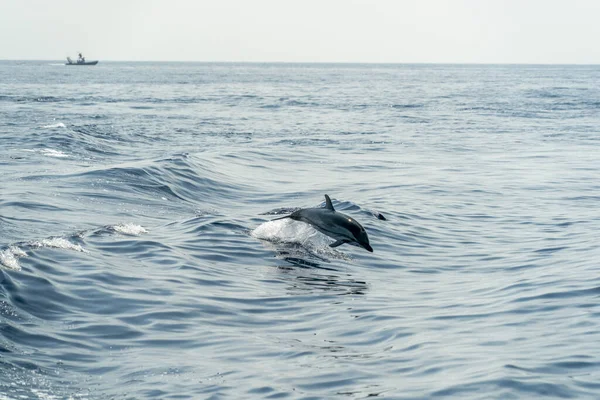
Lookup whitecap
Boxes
[40,148,69,158]
[41,122,66,129]
[30,237,87,253]
[109,223,148,236]
[0,237,87,270]
[0,246,27,271]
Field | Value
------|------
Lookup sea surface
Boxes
[1,61,600,399]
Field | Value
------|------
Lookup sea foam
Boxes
[0,246,26,271]
[40,148,69,158]
[30,237,87,253]
[41,122,66,129]
[108,223,148,236]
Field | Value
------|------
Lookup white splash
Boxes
[0,237,89,271]
[10,246,27,257]
[30,237,86,253]
[0,246,26,271]
[40,148,69,158]
[42,122,66,129]
[109,223,148,236]
[251,219,332,249]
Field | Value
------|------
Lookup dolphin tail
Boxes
[329,239,348,248]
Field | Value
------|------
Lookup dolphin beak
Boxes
[363,243,373,252]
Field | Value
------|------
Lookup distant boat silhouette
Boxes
[66,52,98,66]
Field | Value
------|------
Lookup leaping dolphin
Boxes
[272,194,373,252]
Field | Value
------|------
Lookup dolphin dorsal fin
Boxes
[324,194,335,211]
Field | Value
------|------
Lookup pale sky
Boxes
[1,0,600,64]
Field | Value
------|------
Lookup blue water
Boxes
[1,61,600,399]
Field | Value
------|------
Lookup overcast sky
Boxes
[1,0,600,63]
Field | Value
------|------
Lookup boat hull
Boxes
[65,61,98,66]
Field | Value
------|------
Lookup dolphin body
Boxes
[272,194,373,252]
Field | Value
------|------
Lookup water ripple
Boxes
[1,62,600,399]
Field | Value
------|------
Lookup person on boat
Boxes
[77,53,85,63]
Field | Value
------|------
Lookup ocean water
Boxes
[1,60,600,399]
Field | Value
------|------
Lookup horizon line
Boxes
[1,59,600,66]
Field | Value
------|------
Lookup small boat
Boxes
[65,53,98,66]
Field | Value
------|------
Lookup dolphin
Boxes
[272,194,373,252]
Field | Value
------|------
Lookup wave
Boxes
[0,238,84,271]
[106,223,148,235]
[15,124,127,160]
[0,223,147,270]
[62,154,252,209]
[0,246,27,271]
[3,62,600,399]
[20,148,70,158]
[40,148,69,158]
[29,237,86,252]
[41,122,66,129]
